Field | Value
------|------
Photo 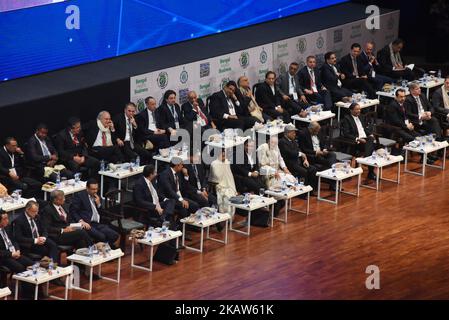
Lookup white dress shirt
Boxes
[93,129,112,147]
[330,64,343,87]
[147,109,157,131]
[352,115,367,139]
[0,228,15,253]
[89,195,101,223]
[311,135,321,152]
[171,168,183,201]
[35,134,51,157]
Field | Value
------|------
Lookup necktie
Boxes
[58,207,67,222]
[193,165,201,190]
[174,173,179,192]
[416,96,425,114]
[127,118,135,149]
[1,229,14,252]
[195,105,208,125]
[101,132,107,147]
[227,99,235,114]
[352,56,359,77]
[171,105,179,128]
[399,103,405,114]
[290,76,296,90]
[310,70,315,87]
[30,219,39,238]
[90,196,100,223]
[41,140,51,157]
[72,133,79,145]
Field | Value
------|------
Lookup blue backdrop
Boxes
[0,0,346,82]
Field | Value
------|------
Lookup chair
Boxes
[103,189,145,252]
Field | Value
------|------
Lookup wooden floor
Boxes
[47,154,449,300]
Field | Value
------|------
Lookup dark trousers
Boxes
[284,97,307,115]
[355,136,375,174]
[86,222,119,246]
[382,68,416,81]
[234,175,265,194]
[342,78,376,99]
[369,74,393,90]
[142,199,176,225]
[53,229,93,249]
[329,87,353,102]
[121,141,152,164]
[419,118,442,140]
[1,255,33,273]
[305,90,333,111]
[264,108,291,123]
[308,151,338,171]
[242,116,259,130]
[145,133,170,150]
[187,192,217,208]
[174,198,199,219]
[91,146,124,163]
[33,166,73,183]
[395,129,418,144]
[1,177,41,198]
[285,161,318,190]
[220,118,245,130]
[66,156,100,180]
[27,237,59,263]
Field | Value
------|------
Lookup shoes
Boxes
[367,173,377,181]
[215,222,224,232]
[328,184,336,191]
[428,154,439,161]
[184,232,192,242]
[51,279,66,287]
[420,157,434,165]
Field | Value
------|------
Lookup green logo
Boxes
[260,48,268,64]
[279,62,288,76]
[316,34,324,49]
[239,52,250,69]
[180,67,188,84]
[157,72,168,89]
[296,38,307,54]
[136,98,145,112]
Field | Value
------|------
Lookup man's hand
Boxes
[299,110,308,118]
[304,89,313,95]
[283,167,291,175]
[47,160,56,167]
[155,128,166,135]
[282,95,290,101]
[80,220,91,230]
[181,168,188,177]
[276,106,284,113]
[170,129,177,136]
[36,237,46,245]
[182,200,189,209]
[73,155,84,164]
[340,73,346,80]
[9,171,19,181]
[316,150,324,156]
[274,172,281,180]
[358,138,366,144]
[361,75,368,79]
[155,205,163,215]
[300,95,308,104]
[63,227,74,233]
[322,149,329,155]
[12,251,21,259]
[50,154,58,161]
[303,159,310,168]
[250,171,259,178]
[200,191,208,200]
[130,116,137,128]
[16,147,24,155]
[109,122,115,131]
[93,194,101,207]
[407,123,414,130]
[116,139,125,147]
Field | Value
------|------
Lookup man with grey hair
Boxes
[42,190,93,249]
[182,91,215,131]
[13,200,59,262]
[84,110,123,163]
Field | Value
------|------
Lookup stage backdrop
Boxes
[131,10,399,109]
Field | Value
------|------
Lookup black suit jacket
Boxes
[0,226,20,260]
[320,63,344,92]
[404,94,432,124]
[377,44,406,75]
[113,113,138,142]
[385,100,410,130]
[157,168,186,201]
[54,128,89,162]
[209,90,245,120]
[278,136,302,167]
[183,163,208,198]
[0,147,26,179]
[70,190,101,223]
[255,82,283,112]
[133,176,165,212]
[359,51,380,76]
[135,108,163,143]
[297,66,324,91]
[341,114,372,141]
[42,203,71,239]
[276,72,304,97]
[432,87,449,115]
[339,54,367,79]
[83,120,118,148]
[13,213,49,249]
[231,152,259,178]
[157,103,185,131]
[181,99,212,124]
[26,135,57,167]
[298,129,327,157]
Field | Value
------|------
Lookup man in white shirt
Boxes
[276,62,309,116]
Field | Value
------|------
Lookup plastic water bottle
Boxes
[55,171,61,187]
[371,151,377,160]
[32,262,39,275]
[88,245,94,257]
[331,164,336,173]
[282,180,287,190]
[74,173,80,183]
[438,69,442,79]
[135,156,140,168]
[100,160,105,172]
[48,259,54,273]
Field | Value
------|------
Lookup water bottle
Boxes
[32,262,39,275]
[48,259,54,273]
[55,171,61,187]
[88,245,94,257]
[244,193,249,205]
[135,156,140,168]
[331,164,336,173]
[438,69,442,79]
[282,180,287,190]
[371,151,377,160]
[74,173,80,183]
[100,160,105,172]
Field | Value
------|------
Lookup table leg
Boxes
[335,179,339,204]
[224,220,228,244]
[155,160,158,173]
[117,179,122,203]
[337,106,341,122]
[284,199,288,223]
[376,167,380,191]
[200,228,204,253]
[34,284,39,300]
[247,211,251,236]
[15,280,18,300]
[271,204,275,227]
[397,161,401,184]
[182,223,186,247]
[117,257,121,283]
[64,275,69,300]
[44,192,47,201]
[423,153,427,176]
[306,192,310,215]
[149,246,154,272]
[357,174,361,197]
[88,266,93,293]
[100,174,105,199]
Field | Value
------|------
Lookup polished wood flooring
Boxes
[47,154,449,300]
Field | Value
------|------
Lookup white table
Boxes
[13,266,73,300]
[180,213,230,253]
[67,248,123,293]
[153,150,189,172]
[417,77,444,98]
[0,287,11,300]
[205,136,248,150]
[0,197,35,214]
[335,99,380,122]
[316,167,363,205]
[42,180,86,201]
[265,185,313,223]
[99,164,144,200]
[376,87,410,100]
[251,123,286,140]
[356,155,403,190]
[228,195,277,236]
[403,140,448,176]
[292,111,335,126]
[130,229,182,272]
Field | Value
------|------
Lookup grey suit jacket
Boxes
[276,72,304,98]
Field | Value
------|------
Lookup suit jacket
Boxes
[0,146,26,179]
[359,51,380,76]
[255,82,283,112]
[377,44,406,75]
[157,103,185,131]
[297,66,324,92]
[54,128,89,162]
[135,108,163,143]
[339,54,368,79]
[231,152,259,177]
[432,87,449,115]
[341,114,372,141]
[13,212,48,249]
[0,226,20,260]
[113,113,138,142]
[385,100,410,130]
[183,163,208,198]
[404,94,432,124]
[276,72,305,97]
[42,203,71,239]
[133,176,165,212]
[83,120,118,148]
[320,63,344,92]
[278,136,302,167]
[298,129,327,157]
[70,190,101,223]
[26,134,57,167]
[181,99,212,125]
[209,90,246,120]
[157,168,186,202]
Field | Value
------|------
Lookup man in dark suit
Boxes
[276,62,309,116]
[84,111,124,164]
[297,56,333,111]
[135,96,170,152]
[298,122,337,171]
[158,158,199,220]
[278,124,318,190]
[255,71,291,122]
[0,137,41,197]
[0,209,33,274]
[320,52,353,103]
[339,43,376,99]
[26,123,73,183]
[182,91,216,131]
[340,103,376,180]
[13,200,59,262]
[431,76,449,130]
[182,152,217,208]
[54,117,100,180]
[231,139,265,194]
[359,41,393,90]
[133,165,176,226]
[209,82,254,130]
[70,179,119,247]
[376,38,416,81]
[405,83,442,140]
[158,90,189,145]
[385,88,418,144]
[113,102,151,163]
[42,190,93,249]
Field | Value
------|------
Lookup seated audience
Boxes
[237,76,267,123]
[276,62,309,116]
[182,91,216,132]
[376,38,416,81]
[359,41,393,90]
[431,76,449,135]
[321,52,353,103]
[158,90,189,143]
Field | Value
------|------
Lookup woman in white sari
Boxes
[257,136,296,189]
[209,150,237,217]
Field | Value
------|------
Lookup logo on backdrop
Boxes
[133,77,149,95]
[333,29,343,44]
[219,56,231,74]
[278,62,288,76]
[350,24,362,39]
[296,37,307,54]
[260,48,268,64]
[199,82,212,100]
[220,77,230,89]
[315,53,325,68]
[316,33,324,49]
[180,67,189,84]
[239,52,250,69]
[157,72,168,89]
[200,62,210,78]
[178,88,189,105]
[136,98,145,112]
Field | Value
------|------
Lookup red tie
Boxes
[196,105,208,125]
[101,132,107,146]
[58,207,67,222]
[73,134,79,145]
